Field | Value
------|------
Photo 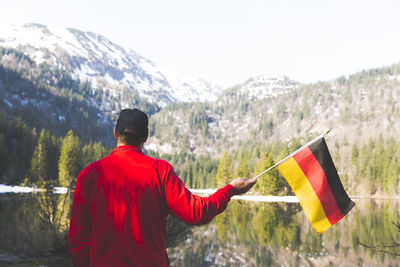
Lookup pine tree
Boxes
[235,157,250,178]
[92,142,107,160]
[82,141,94,167]
[58,130,81,188]
[29,129,50,183]
[0,134,8,181]
[82,141,109,167]
[216,151,232,187]
[253,151,285,195]
[351,142,360,182]
[351,142,359,165]
[48,135,61,181]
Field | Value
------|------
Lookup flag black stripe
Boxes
[309,138,355,215]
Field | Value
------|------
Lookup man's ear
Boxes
[114,128,118,140]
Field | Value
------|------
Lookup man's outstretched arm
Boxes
[161,161,257,225]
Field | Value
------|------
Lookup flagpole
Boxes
[252,130,331,180]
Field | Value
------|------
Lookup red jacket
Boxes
[68,145,235,266]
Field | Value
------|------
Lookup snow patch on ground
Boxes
[0,184,68,194]
[53,187,69,194]
[232,195,299,202]
[0,184,45,193]
[0,184,299,202]
[189,189,299,202]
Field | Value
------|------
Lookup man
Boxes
[68,108,257,266]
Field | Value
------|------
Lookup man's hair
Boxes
[115,109,148,146]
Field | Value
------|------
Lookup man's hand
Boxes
[229,177,257,195]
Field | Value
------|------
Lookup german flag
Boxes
[278,137,355,234]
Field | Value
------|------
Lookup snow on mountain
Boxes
[0,22,222,105]
[236,75,297,100]
[160,68,222,102]
[220,75,297,101]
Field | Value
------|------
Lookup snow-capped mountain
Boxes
[240,75,296,99]
[0,22,221,105]
[223,75,297,100]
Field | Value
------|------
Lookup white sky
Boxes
[1,0,400,87]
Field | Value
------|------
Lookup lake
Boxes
[0,192,399,266]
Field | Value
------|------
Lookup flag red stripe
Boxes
[293,147,344,225]
[309,138,355,215]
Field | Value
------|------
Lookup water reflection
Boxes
[0,192,72,264]
[169,200,400,266]
[0,194,399,266]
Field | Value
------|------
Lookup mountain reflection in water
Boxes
[0,194,399,266]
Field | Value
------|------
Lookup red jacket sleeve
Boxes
[160,160,236,225]
[68,169,91,267]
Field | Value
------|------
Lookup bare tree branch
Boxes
[357,221,400,257]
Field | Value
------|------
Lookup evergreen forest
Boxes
[1,47,400,196]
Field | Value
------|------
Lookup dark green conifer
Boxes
[253,151,285,195]
[235,157,250,178]
[216,151,232,187]
[58,130,81,188]
[29,129,50,183]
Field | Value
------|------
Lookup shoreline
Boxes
[1,184,399,201]
[189,189,400,201]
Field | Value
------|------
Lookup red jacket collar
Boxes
[111,145,143,154]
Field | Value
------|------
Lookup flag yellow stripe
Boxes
[279,157,332,234]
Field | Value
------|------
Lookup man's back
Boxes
[68,145,235,266]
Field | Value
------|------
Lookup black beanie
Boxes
[115,109,148,142]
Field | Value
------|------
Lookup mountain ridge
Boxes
[0,22,222,105]
[147,63,400,157]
